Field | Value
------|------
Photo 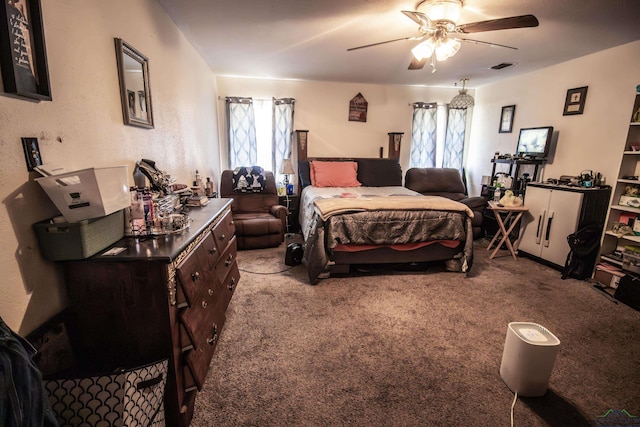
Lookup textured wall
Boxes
[0,0,220,333]
[467,41,640,196]
[215,77,467,172]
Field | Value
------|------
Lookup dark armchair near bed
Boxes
[220,170,287,250]
[405,168,487,239]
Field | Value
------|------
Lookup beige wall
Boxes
[218,42,640,199]
[467,41,640,196]
[215,77,469,172]
[0,0,220,334]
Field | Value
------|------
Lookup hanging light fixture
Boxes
[418,0,463,26]
[410,1,464,72]
[450,78,475,109]
[411,35,461,62]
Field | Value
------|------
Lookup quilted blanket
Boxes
[301,187,474,284]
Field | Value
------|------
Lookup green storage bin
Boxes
[34,210,124,261]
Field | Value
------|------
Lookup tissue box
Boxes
[36,166,130,222]
[33,210,124,261]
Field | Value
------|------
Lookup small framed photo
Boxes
[127,90,136,118]
[499,105,516,133]
[22,137,42,171]
[563,86,588,116]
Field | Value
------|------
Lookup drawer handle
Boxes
[209,247,217,255]
[206,323,218,345]
[191,271,200,282]
[208,288,214,296]
[228,277,236,291]
[219,233,226,241]
[229,220,234,226]
[201,300,207,308]
[225,253,233,266]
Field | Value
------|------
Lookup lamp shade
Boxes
[450,89,474,108]
[280,158,295,175]
[450,78,474,109]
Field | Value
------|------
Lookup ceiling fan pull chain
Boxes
[431,55,437,73]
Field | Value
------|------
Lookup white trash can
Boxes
[500,322,561,397]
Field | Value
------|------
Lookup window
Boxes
[409,103,467,171]
[226,97,295,181]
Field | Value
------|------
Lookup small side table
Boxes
[486,201,529,261]
[278,195,299,233]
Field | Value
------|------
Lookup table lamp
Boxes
[280,158,295,195]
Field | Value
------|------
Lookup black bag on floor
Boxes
[562,224,602,280]
[615,275,640,311]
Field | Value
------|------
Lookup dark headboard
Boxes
[298,157,402,189]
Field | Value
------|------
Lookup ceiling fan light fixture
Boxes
[435,38,460,61]
[450,78,475,109]
[411,39,435,60]
[418,0,462,24]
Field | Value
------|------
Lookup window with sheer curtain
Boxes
[226,97,295,180]
[409,102,467,172]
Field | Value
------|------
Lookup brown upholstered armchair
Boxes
[220,170,287,250]
[405,168,487,239]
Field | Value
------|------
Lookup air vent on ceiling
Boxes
[490,62,515,70]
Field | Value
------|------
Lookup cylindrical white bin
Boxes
[499,322,561,397]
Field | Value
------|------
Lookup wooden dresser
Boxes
[63,199,239,426]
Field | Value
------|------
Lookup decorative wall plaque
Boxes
[349,92,368,122]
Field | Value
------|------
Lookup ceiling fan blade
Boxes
[347,35,422,51]
[459,37,518,50]
[408,57,427,70]
[457,14,539,34]
[402,10,432,27]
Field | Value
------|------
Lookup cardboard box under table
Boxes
[36,166,130,222]
[34,210,124,261]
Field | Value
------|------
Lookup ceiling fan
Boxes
[347,0,539,73]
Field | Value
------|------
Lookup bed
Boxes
[297,157,474,284]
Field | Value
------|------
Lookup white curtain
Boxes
[273,98,295,180]
[409,102,437,168]
[226,97,257,169]
[442,107,467,172]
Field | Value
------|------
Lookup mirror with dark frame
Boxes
[115,38,153,129]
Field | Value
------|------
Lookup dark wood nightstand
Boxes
[279,195,300,233]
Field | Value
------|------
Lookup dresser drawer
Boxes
[220,261,240,310]
[175,236,217,305]
[199,231,221,272]
[215,236,237,285]
[181,296,226,391]
[178,280,222,352]
[175,248,205,305]
[212,210,235,253]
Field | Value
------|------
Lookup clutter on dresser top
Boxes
[33,159,217,261]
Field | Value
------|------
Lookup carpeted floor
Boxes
[191,237,640,426]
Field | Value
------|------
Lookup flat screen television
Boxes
[516,126,554,159]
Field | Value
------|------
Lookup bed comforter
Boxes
[300,186,474,284]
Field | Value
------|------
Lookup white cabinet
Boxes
[519,183,610,269]
[519,185,582,266]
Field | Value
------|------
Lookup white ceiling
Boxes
[157,0,640,88]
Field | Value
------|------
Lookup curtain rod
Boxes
[218,96,270,101]
[218,96,286,102]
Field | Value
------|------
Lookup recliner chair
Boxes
[404,167,487,239]
[220,170,287,250]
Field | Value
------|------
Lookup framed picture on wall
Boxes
[499,105,515,133]
[563,86,588,116]
[0,0,52,101]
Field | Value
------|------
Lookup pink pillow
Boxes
[310,161,362,188]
